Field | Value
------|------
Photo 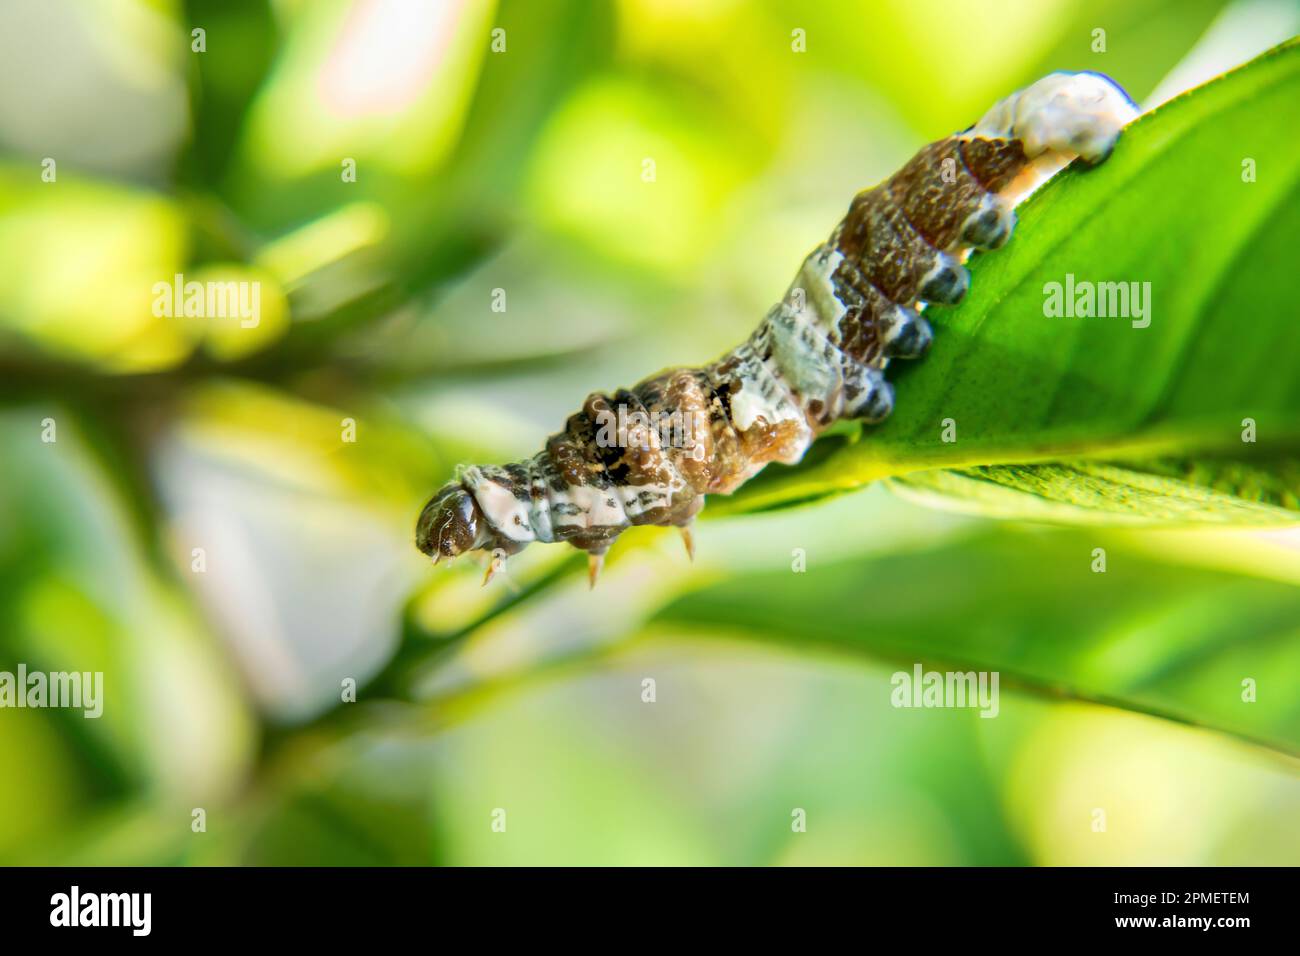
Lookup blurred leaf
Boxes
[153,380,441,722]
[655,527,1300,758]
[722,39,1300,519]
[524,75,762,272]
[241,738,443,866]
[1022,0,1238,104]
[0,166,192,372]
[231,0,619,368]
[0,408,256,861]
[178,0,278,193]
[360,0,621,323]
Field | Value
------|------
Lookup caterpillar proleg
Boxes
[416,72,1139,585]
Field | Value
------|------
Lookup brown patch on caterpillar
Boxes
[959,138,1030,191]
[889,140,1014,249]
[830,289,891,366]
[416,72,1137,577]
[700,372,746,488]
[838,189,951,303]
[722,417,811,494]
[657,371,714,490]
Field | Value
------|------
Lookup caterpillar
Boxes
[416,72,1139,586]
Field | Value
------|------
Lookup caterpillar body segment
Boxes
[416,72,1138,583]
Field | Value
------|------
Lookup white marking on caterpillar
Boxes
[964,71,1139,162]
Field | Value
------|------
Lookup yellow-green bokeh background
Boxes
[1,0,1298,865]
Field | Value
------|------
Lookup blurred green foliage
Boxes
[0,0,1297,866]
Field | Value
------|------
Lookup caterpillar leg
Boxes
[587,550,606,589]
[879,306,933,359]
[917,254,970,306]
[482,552,503,587]
[959,194,1016,250]
[841,366,895,422]
[679,523,696,562]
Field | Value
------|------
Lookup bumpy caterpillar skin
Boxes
[417,72,1138,584]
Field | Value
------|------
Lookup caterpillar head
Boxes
[415,483,483,559]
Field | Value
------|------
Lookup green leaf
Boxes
[891,455,1300,525]
[721,39,1300,518]
[653,527,1300,758]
